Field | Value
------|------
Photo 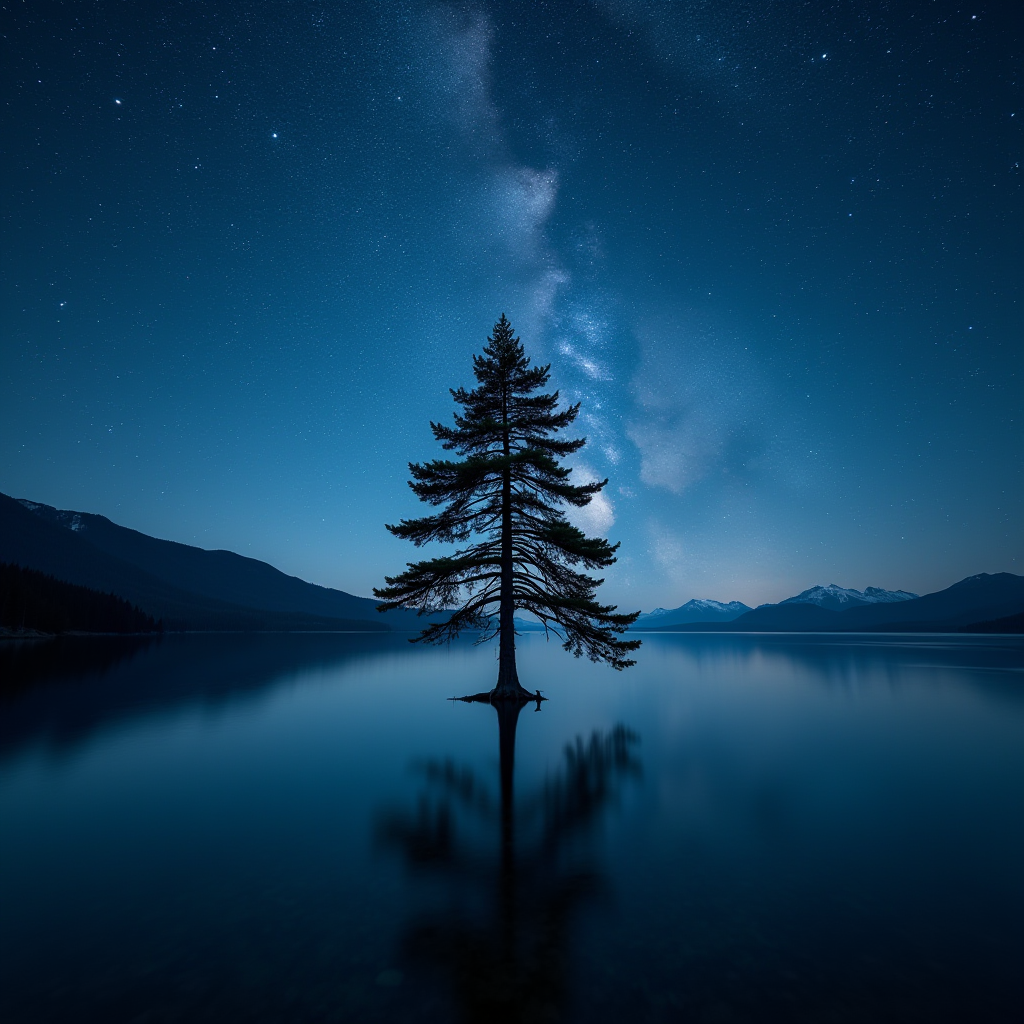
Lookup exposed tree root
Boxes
[451,688,546,707]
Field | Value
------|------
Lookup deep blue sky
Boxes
[2,1,1021,608]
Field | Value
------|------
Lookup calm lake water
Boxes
[1,632,1022,1023]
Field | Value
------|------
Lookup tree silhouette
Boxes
[375,315,640,699]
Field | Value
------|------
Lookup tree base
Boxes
[451,688,546,706]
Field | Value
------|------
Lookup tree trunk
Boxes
[495,477,521,696]
[493,375,529,699]
[494,474,525,695]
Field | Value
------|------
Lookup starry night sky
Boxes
[2,1,1021,608]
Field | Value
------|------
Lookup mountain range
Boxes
[633,575,1024,633]
[635,600,752,627]
[779,584,919,610]
[633,585,919,628]
[3,491,1022,635]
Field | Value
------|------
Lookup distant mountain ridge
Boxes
[636,600,751,627]
[0,492,425,632]
[778,584,918,611]
[636,585,920,629]
[634,573,1024,633]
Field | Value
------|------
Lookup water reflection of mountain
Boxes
[0,632,420,762]
[645,633,1024,702]
[379,699,641,1023]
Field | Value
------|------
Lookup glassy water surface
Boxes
[1,632,1022,1023]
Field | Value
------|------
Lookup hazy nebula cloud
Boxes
[416,7,571,335]
[626,312,768,495]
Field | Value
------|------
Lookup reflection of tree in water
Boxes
[378,699,640,1023]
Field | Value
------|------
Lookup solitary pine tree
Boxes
[375,315,640,700]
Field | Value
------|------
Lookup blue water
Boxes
[1,632,1022,1022]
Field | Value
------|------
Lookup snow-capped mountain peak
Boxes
[687,599,748,612]
[635,599,752,626]
[780,584,918,611]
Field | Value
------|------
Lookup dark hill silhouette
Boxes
[0,563,159,635]
[637,573,1024,633]
[0,493,401,631]
[17,497,399,621]
[960,610,1024,634]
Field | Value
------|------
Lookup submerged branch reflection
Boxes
[378,701,640,1022]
